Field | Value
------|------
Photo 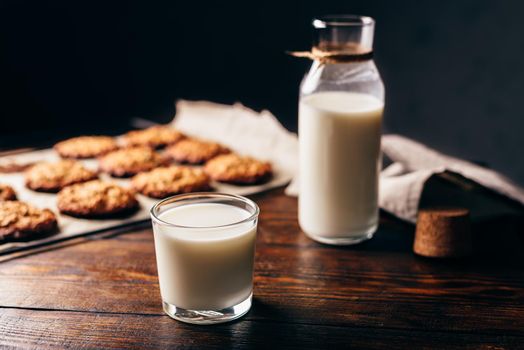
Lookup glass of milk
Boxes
[150,193,259,324]
[299,15,385,245]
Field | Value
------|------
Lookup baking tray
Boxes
[0,147,292,256]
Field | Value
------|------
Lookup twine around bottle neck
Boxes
[288,43,373,64]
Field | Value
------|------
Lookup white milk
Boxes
[299,91,383,243]
[153,203,256,310]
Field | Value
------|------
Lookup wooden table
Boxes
[0,186,523,349]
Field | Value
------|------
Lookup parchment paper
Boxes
[5,99,520,254]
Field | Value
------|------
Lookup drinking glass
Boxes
[150,192,259,324]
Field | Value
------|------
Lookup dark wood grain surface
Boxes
[1,188,523,349]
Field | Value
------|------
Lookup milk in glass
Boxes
[299,92,383,241]
[154,203,256,310]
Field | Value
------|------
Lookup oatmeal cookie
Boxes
[122,125,185,149]
[25,160,98,192]
[165,138,230,165]
[54,136,118,159]
[57,180,139,217]
[131,165,211,198]
[0,184,17,201]
[99,146,166,177]
[204,154,272,184]
[0,201,58,241]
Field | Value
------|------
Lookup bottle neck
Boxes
[312,15,375,62]
[300,16,383,100]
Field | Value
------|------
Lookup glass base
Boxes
[305,224,377,246]
[162,293,252,325]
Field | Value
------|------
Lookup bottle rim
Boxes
[313,15,375,29]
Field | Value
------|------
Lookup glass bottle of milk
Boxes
[298,15,385,245]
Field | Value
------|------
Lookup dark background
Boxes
[1,0,523,185]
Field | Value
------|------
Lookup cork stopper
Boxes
[413,208,472,258]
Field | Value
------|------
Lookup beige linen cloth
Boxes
[173,100,524,223]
